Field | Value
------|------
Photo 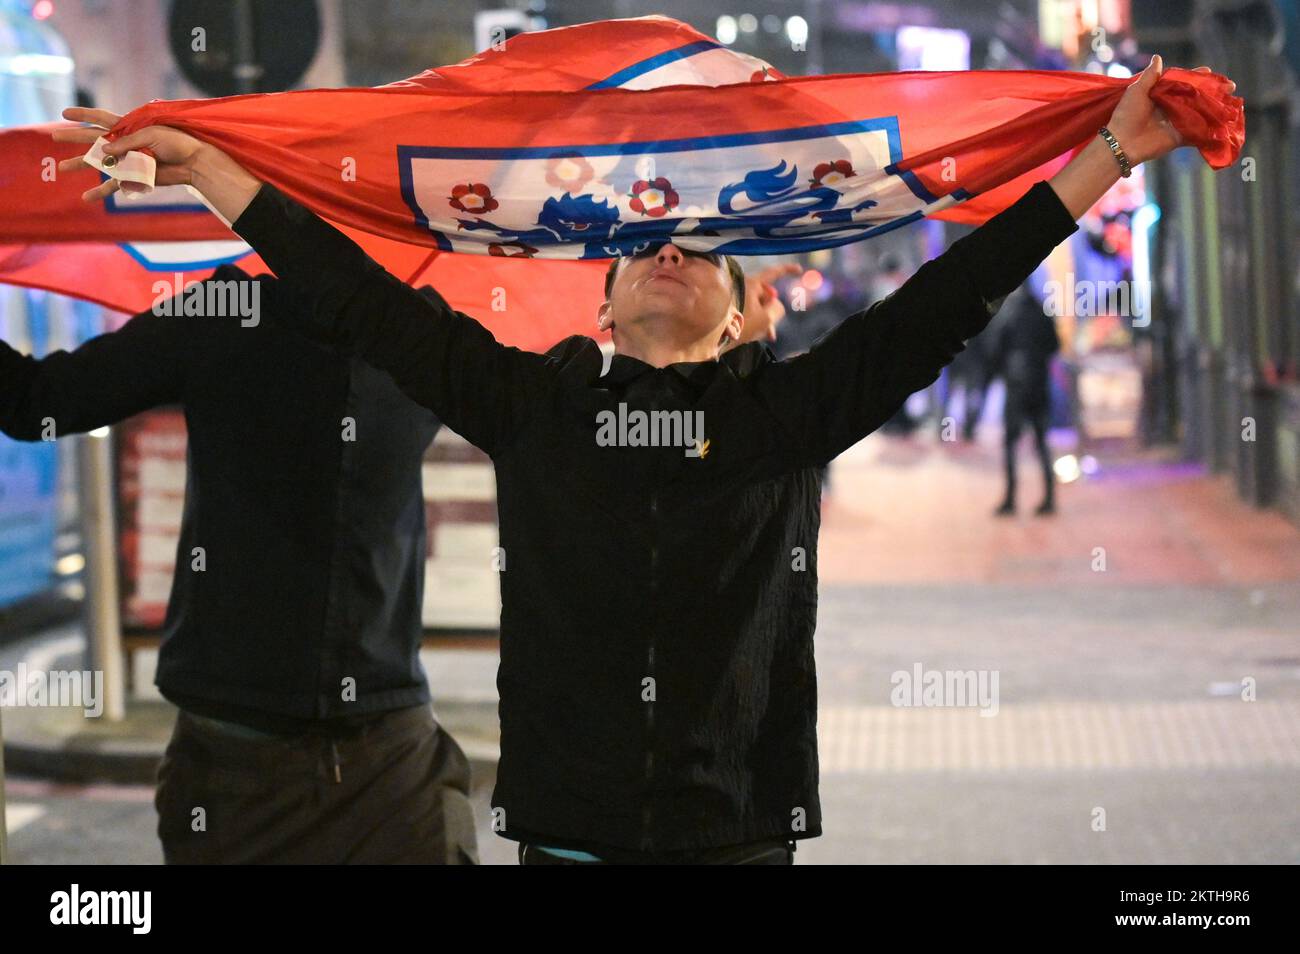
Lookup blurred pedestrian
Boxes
[990,279,1061,516]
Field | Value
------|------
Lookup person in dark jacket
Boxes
[0,266,478,864]
[990,278,1062,516]
[57,50,1191,863]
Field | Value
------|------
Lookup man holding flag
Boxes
[54,50,1230,864]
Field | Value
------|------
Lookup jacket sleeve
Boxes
[0,268,255,440]
[753,180,1079,466]
[230,183,555,456]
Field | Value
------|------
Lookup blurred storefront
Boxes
[1131,0,1299,524]
[830,0,1300,526]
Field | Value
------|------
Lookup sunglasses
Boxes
[628,241,724,268]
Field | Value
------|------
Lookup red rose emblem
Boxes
[450,183,499,214]
[629,177,680,218]
[810,160,855,188]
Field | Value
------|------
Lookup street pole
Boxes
[0,705,8,864]
[79,429,126,723]
[232,0,260,95]
[805,0,824,75]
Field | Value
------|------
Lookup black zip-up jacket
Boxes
[231,179,1079,852]
[0,266,441,732]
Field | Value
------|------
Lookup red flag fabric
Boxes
[94,16,1242,251]
[0,123,606,351]
[1,15,1243,344]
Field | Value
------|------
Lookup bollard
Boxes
[78,429,126,723]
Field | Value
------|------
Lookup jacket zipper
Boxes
[641,491,658,853]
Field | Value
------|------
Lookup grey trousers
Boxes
[155,703,479,864]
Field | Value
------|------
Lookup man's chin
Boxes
[619,310,697,341]
[634,289,692,312]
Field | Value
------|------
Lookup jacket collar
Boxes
[600,341,769,388]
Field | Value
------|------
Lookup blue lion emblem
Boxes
[456,193,622,247]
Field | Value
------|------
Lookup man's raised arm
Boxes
[225,181,553,456]
[755,178,1079,465]
[55,107,553,457]
[753,53,1216,466]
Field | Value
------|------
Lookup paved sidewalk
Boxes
[820,430,1300,586]
[800,429,1300,864]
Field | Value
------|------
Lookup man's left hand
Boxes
[1106,56,1235,166]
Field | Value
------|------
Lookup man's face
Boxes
[599,241,741,349]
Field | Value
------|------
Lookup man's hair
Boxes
[604,251,746,313]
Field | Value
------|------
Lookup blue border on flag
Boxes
[585,40,722,90]
[116,243,256,272]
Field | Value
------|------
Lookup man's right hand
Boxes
[54,107,262,223]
